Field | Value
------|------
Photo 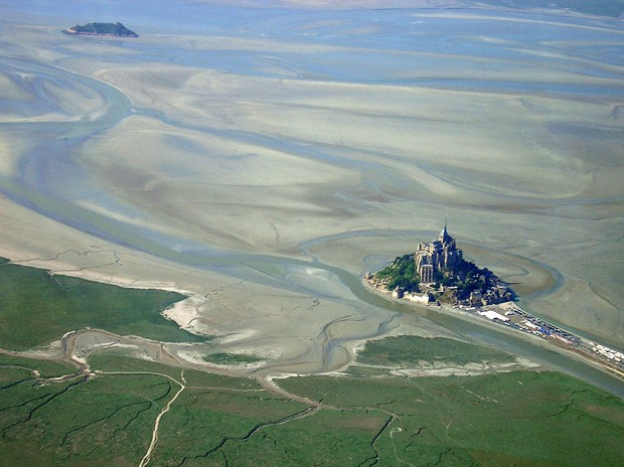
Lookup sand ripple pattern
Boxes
[0,7,623,377]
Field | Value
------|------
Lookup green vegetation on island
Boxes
[63,22,138,37]
[0,258,204,350]
[372,253,420,292]
[373,253,506,302]
[369,225,514,306]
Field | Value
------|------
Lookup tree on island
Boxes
[370,226,513,306]
[374,254,420,292]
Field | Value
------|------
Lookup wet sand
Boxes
[1,4,623,387]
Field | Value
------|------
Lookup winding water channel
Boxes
[1,56,623,399]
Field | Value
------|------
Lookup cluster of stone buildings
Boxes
[369,224,514,307]
[415,223,463,284]
[466,286,513,307]
[412,224,513,306]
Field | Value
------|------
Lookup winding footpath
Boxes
[139,370,186,467]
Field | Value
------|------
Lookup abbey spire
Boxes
[439,220,453,246]
[415,223,463,284]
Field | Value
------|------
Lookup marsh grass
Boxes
[203,352,263,366]
[2,351,623,465]
[89,353,260,390]
[278,371,624,466]
[358,335,516,367]
[1,261,622,466]
[219,409,390,467]
[0,371,167,466]
[0,354,76,377]
[0,259,205,350]
[151,390,307,465]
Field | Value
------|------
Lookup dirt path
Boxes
[256,375,321,407]
[138,370,186,467]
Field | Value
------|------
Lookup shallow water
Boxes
[1,5,623,396]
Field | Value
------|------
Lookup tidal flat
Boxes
[0,0,624,463]
[2,1,623,375]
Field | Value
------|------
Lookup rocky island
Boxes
[366,226,624,377]
[62,22,138,37]
[367,224,514,306]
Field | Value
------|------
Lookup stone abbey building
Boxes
[415,224,463,284]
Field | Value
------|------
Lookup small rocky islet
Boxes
[62,21,138,37]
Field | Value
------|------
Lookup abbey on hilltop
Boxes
[415,223,463,284]
[368,224,514,306]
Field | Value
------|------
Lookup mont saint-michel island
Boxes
[62,22,138,37]
[366,225,624,377]
[369,224,513,307]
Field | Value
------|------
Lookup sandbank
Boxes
[0,7,622,380]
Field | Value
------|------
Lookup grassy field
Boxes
[0,353,77,377]
[278,371,624,466]
[1,259,623,466]
[0,366,166,466]
[205,408,392,467]
[89,353,261,390]
[0,351,392,467]
[0,353,302,466]
[357,335,516,367]
[203,352,264,366]
[151,387,308,466]
[5,353,621,466]
[0,258,206,350]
